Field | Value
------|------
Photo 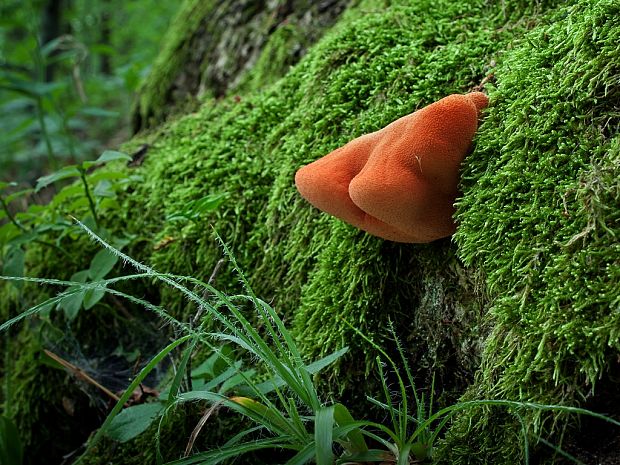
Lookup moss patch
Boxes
[445,0,620,462]
[3,0,619,463]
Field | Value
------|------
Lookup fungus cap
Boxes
[295,92,489,243]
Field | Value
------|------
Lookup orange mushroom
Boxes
[295,92,488,243]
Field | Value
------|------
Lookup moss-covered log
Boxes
[1,0,618,464]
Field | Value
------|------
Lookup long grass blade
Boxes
[251,346,349,396]
[538,437,587,465]
[315,406,335,465]
[164,438,297,465]
[167,337,199,407]
[284,442,315,465]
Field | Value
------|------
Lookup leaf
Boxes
[218,369,256,395]
[0,223,20,245]
[88,249,118,280]
[35,166,80,192]
[166,193,228,222]
[88,171,128,184]
[0,416,23,465]
[58,289,85,320]
[2,247,25,278]
[227,397,291,434]
[333,403,368,454]
[7,231,38,248]
[67,197,90,211]
[57,270,88,320]
[95,150,131,164]
[40,36,65,57]
[315,406,335,465]
[191,345,234,379]
[87,335,191,455]
[93,180,115,198]
[251,346,348,395]
[107,402,165,443]
[166,337,198,407]
[5,188,33,204]
[51,184,83,204]
[0,181,17,191]
[336,450,392,463]
[83,287,106,310]
[1,79,62,98]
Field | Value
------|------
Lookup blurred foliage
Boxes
[0,0,178,184]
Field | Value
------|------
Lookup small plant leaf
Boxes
[191,346,233,379]
[228,396,291,434]
[57,271,88,320]
[83,287,106,310]
[2,247,25,291]
[93,180,115,198]
[52,184,84,204]
[166,337,198,407]
[251,346,348,395]
[86,335,192,457]
[219,369,256,395]
[166,193,228,222]
[35,166,80,192]
[107,402,165,443]
[333,403,368,454]
[0,416,23,465]
[7,231,38,248]
[88,171,129,184]
[58,290,85,320]
[0,181,17,191]
[88,249,118,280]
[95,150,131,164]
[336,450,393,463]
[4,188,33,204]
[2,247,25,278]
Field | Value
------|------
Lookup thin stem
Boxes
[2,195,73,261]
[79,168,99,229]
[0,196,27,232]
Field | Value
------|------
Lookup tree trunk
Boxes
[41,0,63,81]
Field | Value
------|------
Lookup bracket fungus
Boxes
[295,92,489,243]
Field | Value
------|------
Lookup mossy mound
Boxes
[445,0,620,462]
[2,0,619,463]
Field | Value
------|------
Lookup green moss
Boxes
[3,0,619,463]
[444,0,620,462]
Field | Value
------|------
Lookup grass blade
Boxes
[315,406,335,465]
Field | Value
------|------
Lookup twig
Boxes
[184,401,224,456]
[472,71,495,92]
[78,169,99,229]
[44,349,120,402]
[109,294,134,320]
[0,196,27,232]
